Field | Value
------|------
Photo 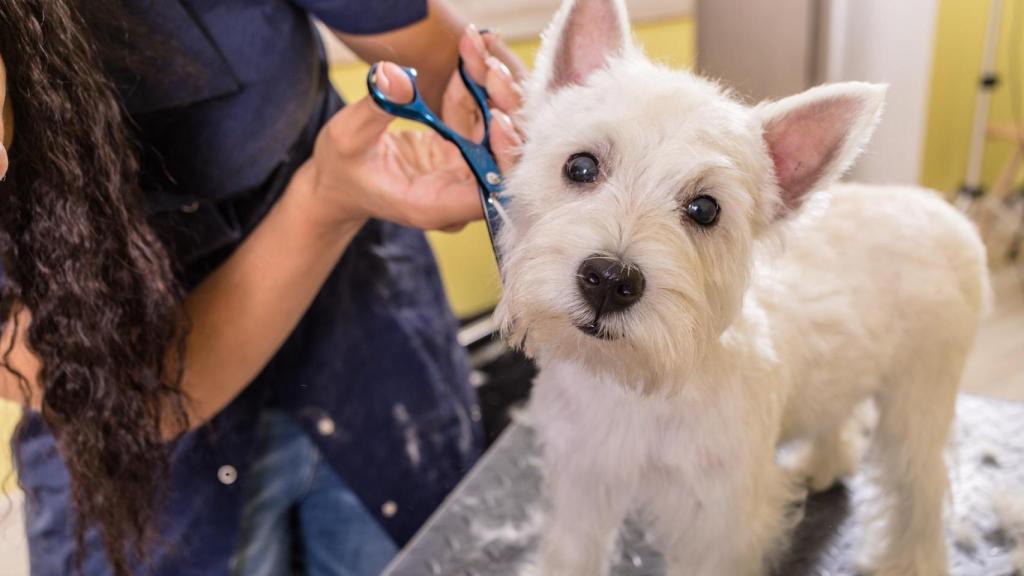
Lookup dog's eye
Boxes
[685,196,720,227]
[564,153,600,184]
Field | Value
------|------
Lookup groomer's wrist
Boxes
[282,162,367,242]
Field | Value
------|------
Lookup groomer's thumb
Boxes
[331,62,414,152]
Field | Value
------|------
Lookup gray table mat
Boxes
[385,394,1024,576]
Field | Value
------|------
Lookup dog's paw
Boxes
[806,463,848,493]
[804,439,857,493]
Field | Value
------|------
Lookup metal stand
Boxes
[958,0,1005,213]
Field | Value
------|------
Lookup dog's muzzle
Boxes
[575,254,645,338]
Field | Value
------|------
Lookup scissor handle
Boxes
[456,61,494,152]
[366,61,509,258]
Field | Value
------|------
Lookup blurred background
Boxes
[2,1,1023,574]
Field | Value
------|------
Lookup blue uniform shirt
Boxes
[13,1,482,573]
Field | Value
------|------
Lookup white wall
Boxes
[826,0,939,185]
[697,0,819,101]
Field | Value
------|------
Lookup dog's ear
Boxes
[532,0,632,96]
[756,83,886,219]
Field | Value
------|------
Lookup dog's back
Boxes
[759,184,988,442]
[758,183,988,574]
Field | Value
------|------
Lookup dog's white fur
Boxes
[494,1,991,575]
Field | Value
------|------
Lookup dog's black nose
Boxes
[576,255,645,314]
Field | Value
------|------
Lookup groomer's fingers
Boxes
[490,110,523,174]
[459,24,490,87]
[482,32,528,82]
[405,171,483,230]
[446,24,491,141]
[328,62,414,154]
[483,56,523,117]
[423,110,520,232]
[0,143,8,181]
[481,30,526,115]
[461,28,523,117]
[450,30,522,142]
[441,71,480,140]
[439,222,469,234]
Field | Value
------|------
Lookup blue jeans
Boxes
[231,411,397,576]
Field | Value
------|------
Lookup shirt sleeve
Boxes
[294,0,429,35]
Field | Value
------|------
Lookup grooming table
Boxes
[384,395,1024,576]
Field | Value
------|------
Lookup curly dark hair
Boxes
[0,1,189,574]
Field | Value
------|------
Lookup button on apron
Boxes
[217,465,238,485]
[317,417,336,436]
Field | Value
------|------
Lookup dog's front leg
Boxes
[649,457,797,576]
[533,461,633,576]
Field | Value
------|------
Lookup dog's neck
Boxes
[543,336,743,401]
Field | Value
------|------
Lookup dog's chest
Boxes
[531,360,743,477]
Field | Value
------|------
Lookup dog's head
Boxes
[496,0,885,390]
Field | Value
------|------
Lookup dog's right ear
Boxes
[530,0,632,100]
[756,83,886,220]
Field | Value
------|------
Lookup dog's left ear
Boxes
[530,0,632,100]
[756,83,886,219]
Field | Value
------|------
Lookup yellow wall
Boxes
[329,17,696,319]
[922,0,1024,195]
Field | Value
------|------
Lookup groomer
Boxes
[13,0,523,574]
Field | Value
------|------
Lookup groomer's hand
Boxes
[300,61,521,232]
[442,25,526,142]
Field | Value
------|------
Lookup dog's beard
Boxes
[497,279,711,396]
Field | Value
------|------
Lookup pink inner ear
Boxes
[551,0,626,90]
[764,96,859,211]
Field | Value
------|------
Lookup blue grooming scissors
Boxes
[366,60,508,264]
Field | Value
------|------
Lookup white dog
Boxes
[493,1,991,574]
